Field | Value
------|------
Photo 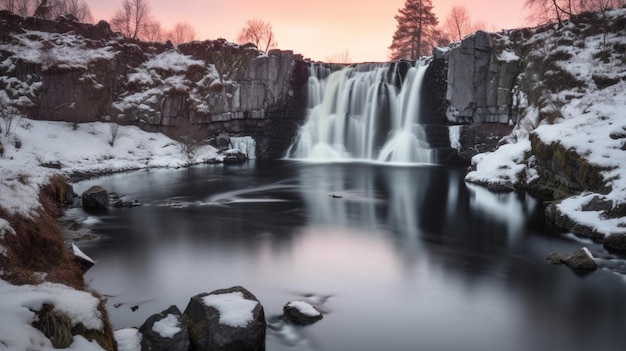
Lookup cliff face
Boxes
[0,11,308,159]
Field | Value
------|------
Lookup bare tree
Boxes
[110,0,152,40]
[172,117,206,163]
[167,21,197,45]
[325,49,351,64]
[33,0,52,18]
[236,18,277,53]
[143,20,164,42]
[1,0,35,15]
[525,0,580,25]
[580,0,626,12]
[55,0,93,22]
[444,6,473,42]
[0,102,21,137]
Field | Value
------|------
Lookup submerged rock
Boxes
[182,286,265,351]
[81,185,109,208]
[139,305,189,351]
[283,301,323,325]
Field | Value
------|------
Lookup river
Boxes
[70,161,626,351]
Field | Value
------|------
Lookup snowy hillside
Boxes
[467,7,626,238]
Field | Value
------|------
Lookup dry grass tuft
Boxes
[32,304,74,348]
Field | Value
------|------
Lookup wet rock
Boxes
[546,252,567,264]
[139,305,190,351]
[548,247,597,270]
[283,301,323,325]
[563,247,598,270]
[604,233,626,253]
[222,149,247,163]
[182,286,265,351]
[81,185,109,208]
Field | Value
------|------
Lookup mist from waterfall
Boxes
[286,61,434,164]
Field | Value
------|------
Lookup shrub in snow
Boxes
[182,286,265,351]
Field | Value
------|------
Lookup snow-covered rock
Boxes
[283,300,323,325]
[138,305,189,351]
[182,286,265,351]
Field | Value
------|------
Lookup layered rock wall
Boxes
[440,31,522,124]
[0,12,308,159]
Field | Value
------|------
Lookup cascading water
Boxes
[286,61,434,164]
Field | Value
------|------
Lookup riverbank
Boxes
[0,119,227,350]
[466,7,626,243]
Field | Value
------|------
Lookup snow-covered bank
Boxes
[0,117,223,225]
[466,7,626,238]
[0,118,223,350]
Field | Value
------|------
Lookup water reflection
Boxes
[75,162,626,351]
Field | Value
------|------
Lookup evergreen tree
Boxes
[389,0,439,60]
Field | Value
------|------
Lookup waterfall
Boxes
[229,136,256,159]
[286,61,434,164]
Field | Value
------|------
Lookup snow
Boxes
[114,328,142,351]
[72,243,95,264]
[0,279,104,350]
[466,8,626,237]
[287,301,321,317]
[497,50,520,63]
[465,138,531,186]
[0,118,220,218]
[229,136,257,159]
[582,247,594,260]
[448,125,462,151]
[0,30,114,70]
[152,314,181,338]
[202,291,259,328]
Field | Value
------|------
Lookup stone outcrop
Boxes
[439,31,521,125]
[182,286,266,351]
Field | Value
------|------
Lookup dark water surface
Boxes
[72,161,626,351]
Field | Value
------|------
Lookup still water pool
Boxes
[71,161,626,351]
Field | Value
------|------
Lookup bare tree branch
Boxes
[236,18,277,53]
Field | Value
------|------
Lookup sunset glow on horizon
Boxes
[85,0,528,62]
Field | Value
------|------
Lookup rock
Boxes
[139,305,190,351]
[609,127,626,140]
[81,185,109,208]
[182,286,266,351]
[216,132,231,148]
[546,252,567,264]
[222,149,247,163]
[283,301,323,325]
[563,247,598,270]
[581,195,613,212]
[604,233,626,253]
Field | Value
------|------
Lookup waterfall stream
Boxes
[286,61,434,164]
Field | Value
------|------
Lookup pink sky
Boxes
[84,0,528,62]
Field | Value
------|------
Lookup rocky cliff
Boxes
[0,11,308,159]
